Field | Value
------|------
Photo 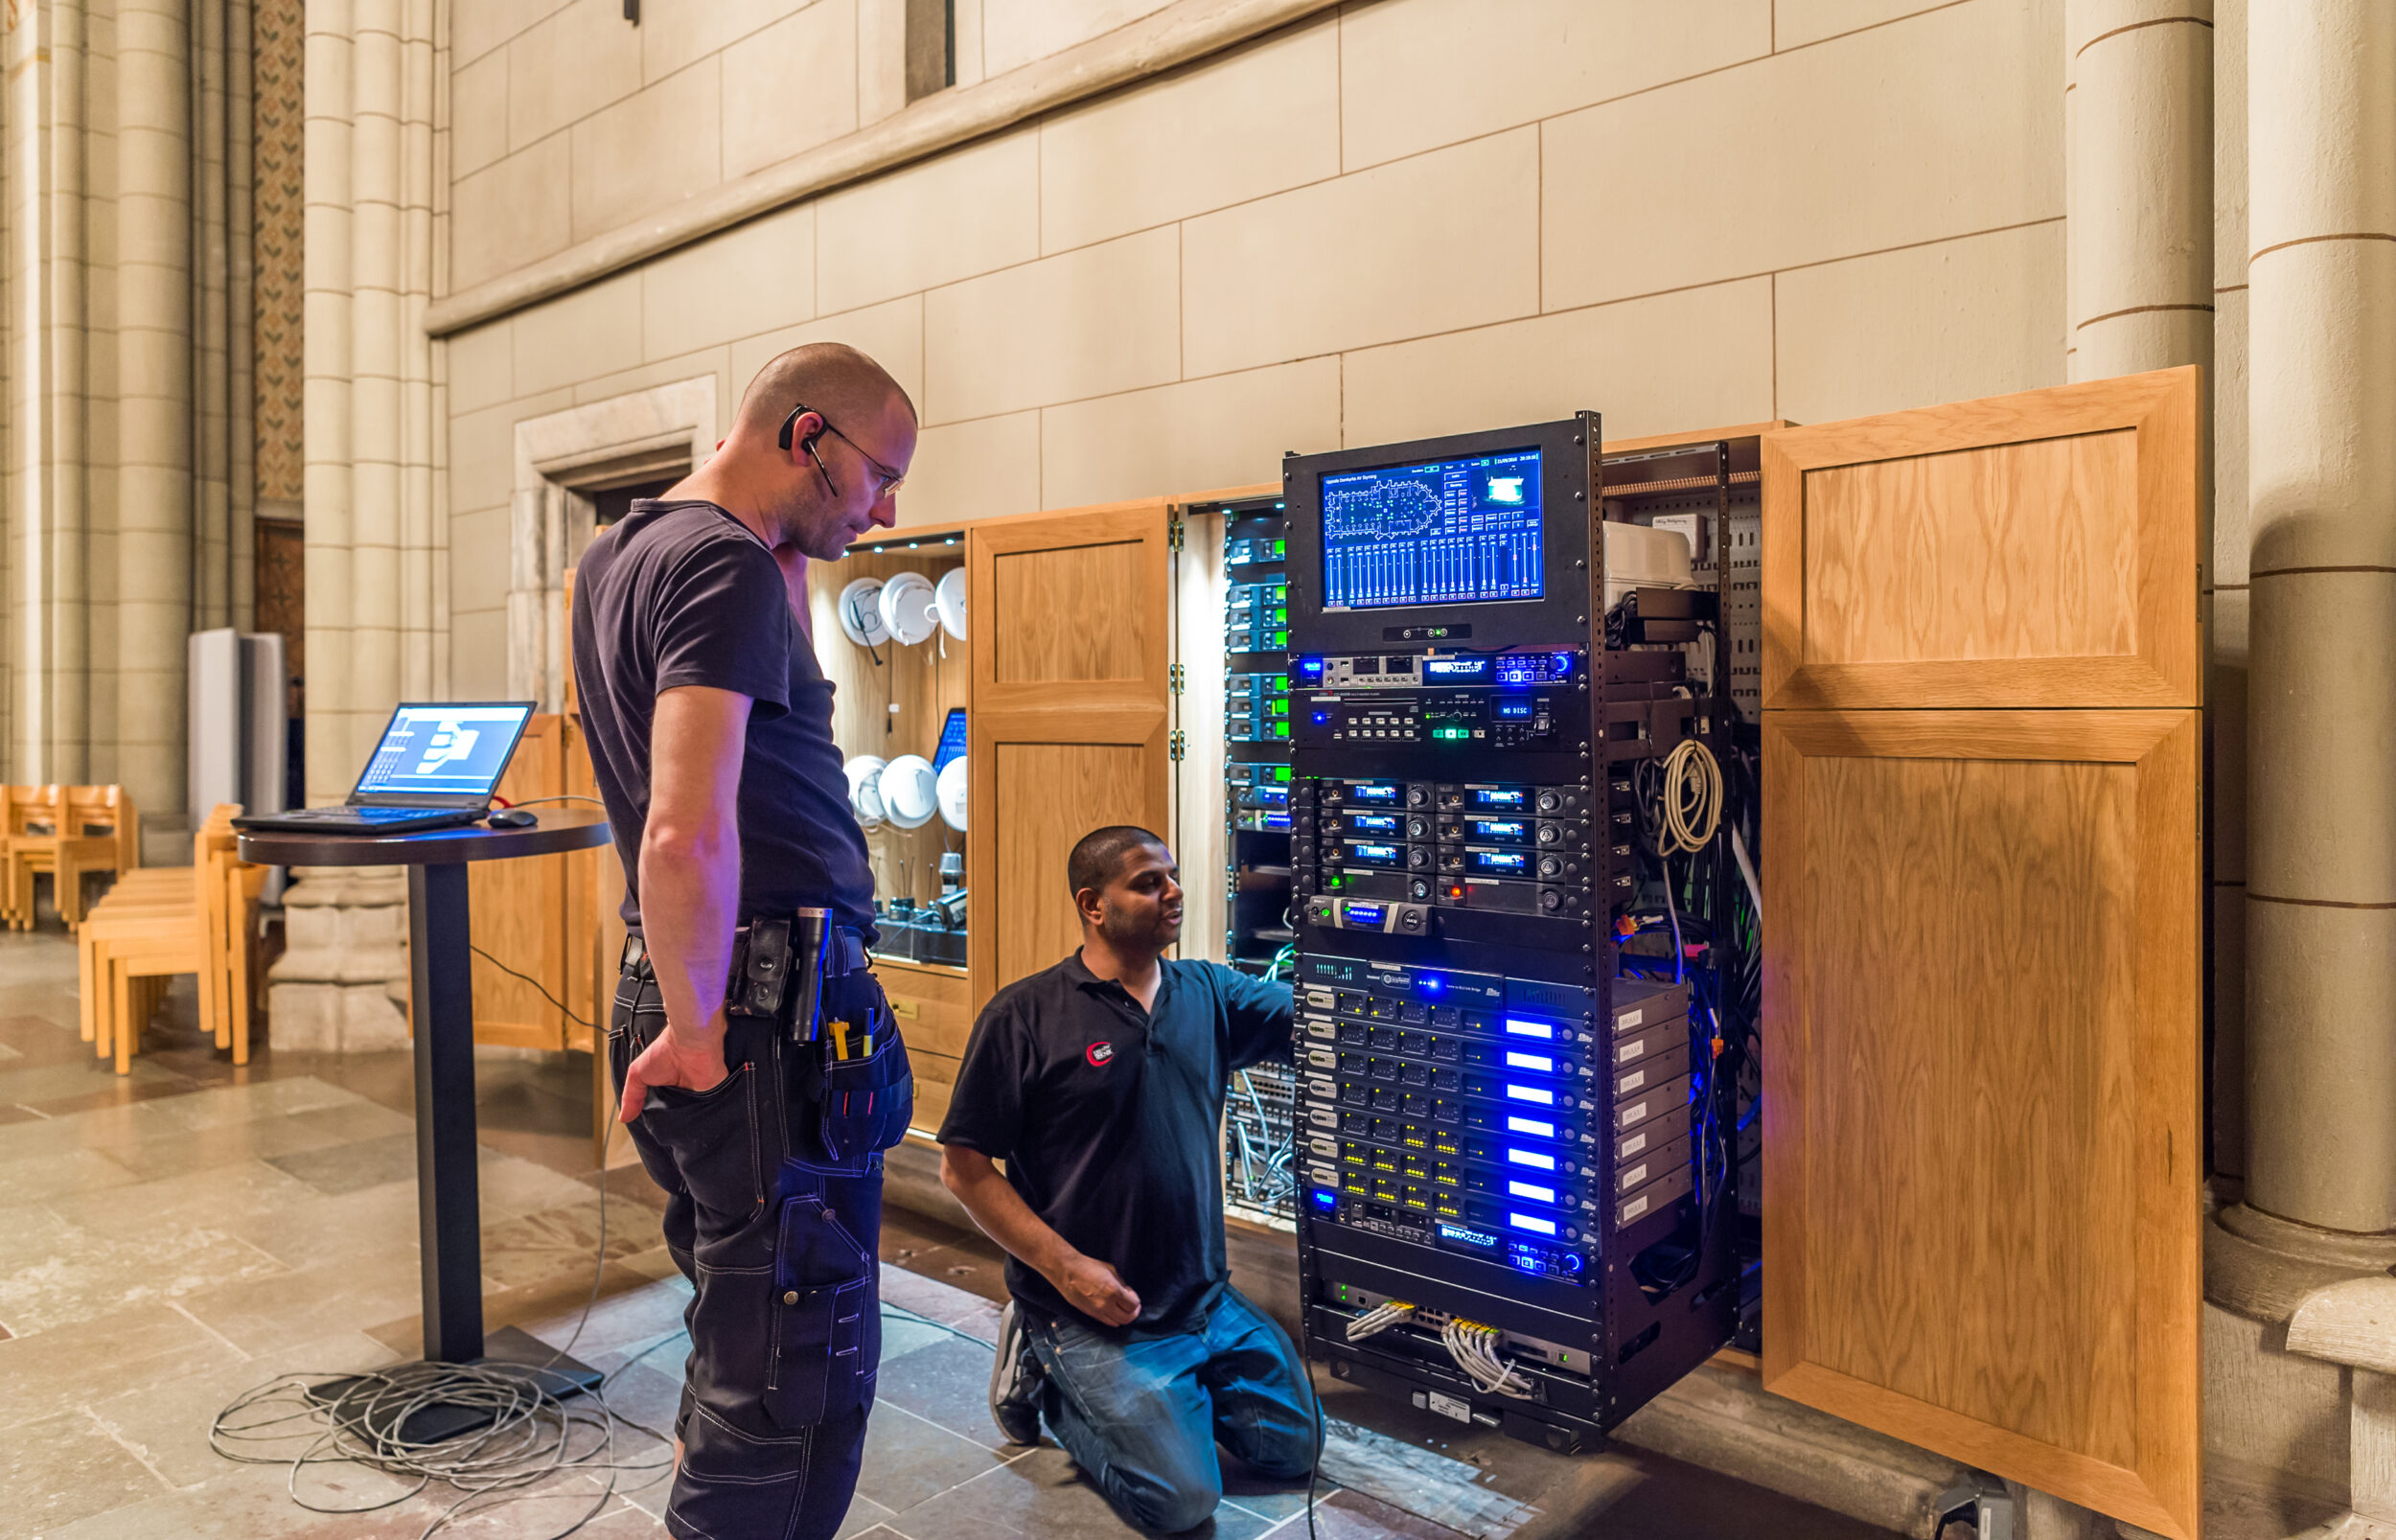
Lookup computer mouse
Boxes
[487,808,538,828]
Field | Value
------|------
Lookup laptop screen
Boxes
[932,707,968,771]
[353,703,535,800]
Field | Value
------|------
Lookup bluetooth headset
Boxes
[778,402,841,497]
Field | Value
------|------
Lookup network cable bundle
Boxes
[1219,495,1302,1223]
[1284,415,1741,1450]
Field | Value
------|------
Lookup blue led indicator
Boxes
[1312,1188,1337,1210]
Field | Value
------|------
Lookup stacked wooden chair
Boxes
[3,784,139,929]
[77,805,265,1073]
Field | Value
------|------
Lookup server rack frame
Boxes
[1283,415,1739,1451]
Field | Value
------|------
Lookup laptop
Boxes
[233,701,537,834]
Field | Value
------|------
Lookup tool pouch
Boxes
[725,918,795,1021]
[803,967,913,1160]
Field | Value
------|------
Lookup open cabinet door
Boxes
[967,499,1175,1009]
[1760,368,2203,1540]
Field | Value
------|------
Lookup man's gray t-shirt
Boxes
[570,498,875,933]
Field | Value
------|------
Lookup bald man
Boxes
[573,344,919,1540]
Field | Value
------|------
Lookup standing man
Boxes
[938,826,1320,1535]
[573,343,917,1540]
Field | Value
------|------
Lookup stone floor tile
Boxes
[0,1406,172,1532]
[835,1493,899,1538]
[94,1099,416,1181]
[1256,1486,1471,1540]
[265,1130,420,1193]
[174,1241,431,1356]
[878,1261,1003,1344]
[40,1457,451,1538]
[85,1328,406,1488]
[0,1301,248,1431]
[0,1013,115,1066]
[0,1057,184,1107]
[61,1154,327,1241]
[150,1073,370,1132]
[0,1207,287,1336]
[478,1196,654,1291]
[889,1442,1281,1540]
[868,1332,1009,1451]
[0,1143,145,1207]
[851,1398,1009,1514]
[503,1260,695,1365]
[223,1174,426,1267]
[0,1094,190,1162]
[20,1075,213,1118]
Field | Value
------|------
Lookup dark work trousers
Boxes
[611,955,889,1540]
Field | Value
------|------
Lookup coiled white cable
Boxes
[1657,737,1723,856]
[1441,1318,1535,1400]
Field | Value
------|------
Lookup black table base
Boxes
[305,1325,606,1445]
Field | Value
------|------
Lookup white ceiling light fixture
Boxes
[843,755,888,830]
[878,570,940,646]
[881,754,938,829]
[933,566,967,641]
[838,578,890,648]
[935,755,968,831]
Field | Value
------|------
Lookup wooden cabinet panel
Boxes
[967,502,1173,1007]
[1762,711,2200,1539]
[1761,367,2200,711]
[469,715,568,1051]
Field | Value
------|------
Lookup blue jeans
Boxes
[1025,1286,1322,1534]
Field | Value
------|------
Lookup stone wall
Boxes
[437,0,2070,699]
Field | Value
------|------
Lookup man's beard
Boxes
[1100,906,1175,950]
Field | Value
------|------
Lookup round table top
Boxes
[236,806,613,867]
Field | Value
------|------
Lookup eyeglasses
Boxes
[779,402,908,499]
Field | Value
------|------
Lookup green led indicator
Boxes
[1272,766,1292,783]
[1274,539,1286,556]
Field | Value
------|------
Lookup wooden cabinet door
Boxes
[469,714,567,1050]
[1761,369,2203,1540]
[1761,368,2200,711]
[966,499,1175,1008]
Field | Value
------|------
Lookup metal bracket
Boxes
[1166,510,1186,551]
[1168,729,1187,762]
[1168,663,1186,695]
[1935,1476,2016,1540]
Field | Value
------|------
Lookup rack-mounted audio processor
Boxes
[1284,416,1737,1451]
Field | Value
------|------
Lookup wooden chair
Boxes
[78,806,257,1073]
[4,785,136,930]
[2,786,64,930]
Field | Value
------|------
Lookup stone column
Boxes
[116,0,194,854]
[4,0,94,787]
[193,0,231,630]
[272,0,441,1051]
[227,0,256,631]
[2063,2,2216,382]
[2241,0,2396,1241]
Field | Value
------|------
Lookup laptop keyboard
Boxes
[288,806,456,822]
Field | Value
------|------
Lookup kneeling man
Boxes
[938,826,1320,1533]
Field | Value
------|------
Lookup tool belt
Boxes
[619,914,909,1159]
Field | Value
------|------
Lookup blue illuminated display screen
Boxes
[356,704,531,796]
[1320,448,1543,609]
[932,707,968,771]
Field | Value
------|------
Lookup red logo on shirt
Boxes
[1085,1042,1115,1068]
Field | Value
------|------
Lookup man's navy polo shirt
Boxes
[937,952,1293,1335]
